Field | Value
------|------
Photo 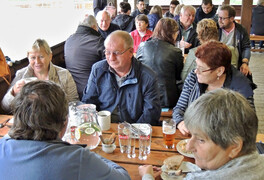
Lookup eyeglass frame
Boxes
[196,66,217,73]
[218,16,230,21]
[104,47,131,56]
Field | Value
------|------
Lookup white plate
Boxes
[176,139,194,158]
[161,161,200,180]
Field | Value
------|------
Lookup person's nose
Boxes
[36,57,41,64]
[186,138,195,152]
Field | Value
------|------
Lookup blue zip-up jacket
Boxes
[82,57,161,125]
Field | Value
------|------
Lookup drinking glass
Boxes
[118,123,134,158]
[176,41,185,56]
[138,124,152,160]
[162,119,176,149]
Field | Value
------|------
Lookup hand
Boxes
[12,79,26,96]
[139,165,162,179]
[177,121,190,136]
[180,37,192,49]
[240,63,250,76]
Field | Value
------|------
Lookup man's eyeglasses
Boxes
[218,16,230,21]
[196,66,217,73]
[104,47,131,56]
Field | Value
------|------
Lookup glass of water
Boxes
[138,124,152,160]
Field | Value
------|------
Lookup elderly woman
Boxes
[140,89,264,179]
[173,41,255,135]
[0,81,130,179]
[137,18,183,108]
[147,5,163,31]
[1,39,79,113]
[130,14,152,53]
[181,18,238,81]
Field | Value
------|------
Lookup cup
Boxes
[162,119,176,149]
[63,101,83,143]
[98,110,111,131]
[102,143,116,153]
[176,41,185,56]
[128,133,136,158]
[138,124,152,160]
[118,123,132,157]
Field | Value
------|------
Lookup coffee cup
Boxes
[98,110,111,131]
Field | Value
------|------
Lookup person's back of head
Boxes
[197,18,218,43]
[219,4,236,18]
[120,2,131,14]
[152,18,179,45]
[80,15,97,30]
[185,88,258,155]
[149,5,163,18]
[9,81,68,141]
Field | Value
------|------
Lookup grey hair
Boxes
[184,88,258,155]
[258,0,264,5]
[96,10,111,22]
[104,30,134,49]
[28,39,52,55]
[180,5,196,15]
[9,81,68,141]
[80,15,97,27]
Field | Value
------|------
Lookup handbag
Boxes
[0,48,11,86]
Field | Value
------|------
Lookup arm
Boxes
[80,150,131,179]
[181,49,196,81]
[238,26,251,75]
[64,71,80,102]
[136,72,161,126]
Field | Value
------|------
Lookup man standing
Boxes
[96,10,120,39]
[218,5,251,76]
[65,15,105,99]
[82,30,161,125]
[194,0,217,23]
[163,0,179,18]
[131,0,149,18]
[176,5,199,54]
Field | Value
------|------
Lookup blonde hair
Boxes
[197,19,218,44]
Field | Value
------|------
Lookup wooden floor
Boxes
[250,52,264,133]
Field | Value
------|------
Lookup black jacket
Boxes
[64,25,105,99]
[112,14,135,32]
[136,38,183,108]
[251,5,264,35]
[93,0,107,16]
[219,22,251,69]
[194,5,217,23]
[176,20,199,54]
[131,9,149,18]
[98,23,120,39]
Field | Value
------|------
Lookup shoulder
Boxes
[134,58,157,79]
[110,23,120,30]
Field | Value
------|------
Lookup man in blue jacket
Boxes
[82,30,161,125]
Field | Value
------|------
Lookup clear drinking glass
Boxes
[118,123,133,157]
[138,124,152,160]
[162,119,176,149]
[176,41,185,56]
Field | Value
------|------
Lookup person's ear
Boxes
[217,66,225,77]
[228,138,243,159]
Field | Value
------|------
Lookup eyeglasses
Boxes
[218,16,230,21]
[196,66,217,73]
[104,48,131,56]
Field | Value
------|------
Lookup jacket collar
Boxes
[76,25,101,37]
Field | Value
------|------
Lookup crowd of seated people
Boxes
[0,1,262,179]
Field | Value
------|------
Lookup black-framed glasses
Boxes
[104,47,131,56]
[218,16,230,21]
[196,67,217,73]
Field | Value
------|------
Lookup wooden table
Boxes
[1,115,264,180]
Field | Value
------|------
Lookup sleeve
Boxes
[93,0,101,16]
[80,150,131,179]
[174,51,184,81]
[1,70,24,112]
[136,72,161,126]
[136,42,145,61]
[81,65,100,105]
[142,174,155,180]
[240,26,251,61]
[181,49,196,81]
[64,70,79,102]
[172,72,196,125]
